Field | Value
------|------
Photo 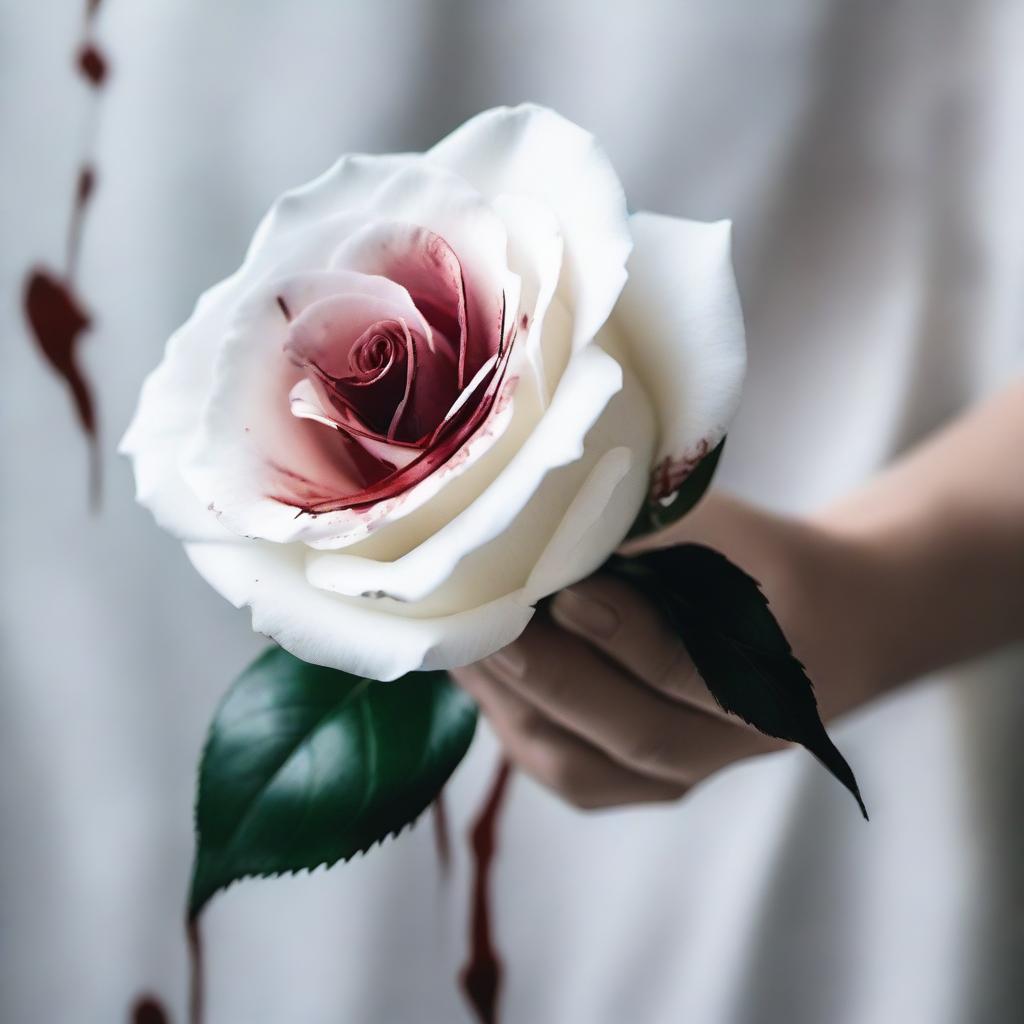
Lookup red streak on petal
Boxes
[286,306,517,514]
[459,760,512,1024]
[295,345,513,512]
[649,438,710,501]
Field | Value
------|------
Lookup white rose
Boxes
[121,104,745,681]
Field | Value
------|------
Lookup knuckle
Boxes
[535,749,601,810]
[661,652,705,705]
[513,707,544,740]
[649,641,689,692]
[566,791,607,813]
[494,698,541,742]
[623,724,681,775]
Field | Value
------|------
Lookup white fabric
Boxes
[2,2,1022,1022]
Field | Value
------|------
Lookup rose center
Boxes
[351,324,401,379]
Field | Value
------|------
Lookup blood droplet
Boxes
[77,43,108,87]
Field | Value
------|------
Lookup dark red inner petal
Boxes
[273,227,514,513]
[308,319,411,438]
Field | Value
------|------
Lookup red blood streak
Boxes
[23,269,95,434]
[76,164,96,205]
[186,915,205,1024]
[23,269,100,504]
[459,760,512,1024]
[77,42,107,87]
[432,792,451,875]
[130,995,171,1024]
[68,164,96,273]
[24,0,109,508]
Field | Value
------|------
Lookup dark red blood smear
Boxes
[77,164,96,206]
[23,270,100,506]
[432,792,451,875]
[459,760,512,1024]
[77,43,107,87]
[26,4,107,504]
[130,995,171,1024]
[24,269,95,436]
[67,164,97,274]
[186,915,204,1024]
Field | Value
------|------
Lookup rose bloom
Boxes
[121,105,745,681]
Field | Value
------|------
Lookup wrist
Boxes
[810,499,935,706]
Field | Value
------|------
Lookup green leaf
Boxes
[188,647,477,917]
[628,439,726,539]
[609,545,867,818]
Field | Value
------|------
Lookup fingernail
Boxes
[487,643,526,678]
[553,588,619,638]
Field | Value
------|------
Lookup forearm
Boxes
[818,380,1024,690]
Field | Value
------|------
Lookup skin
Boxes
[454,380,1024,810]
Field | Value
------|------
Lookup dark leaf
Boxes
[628,439,725,539]
[609,545,867,818]
[189,647,477,916]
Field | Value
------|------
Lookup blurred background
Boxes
[2,1,1022,1021]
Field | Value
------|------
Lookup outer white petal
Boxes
[489,192,565,406]
[247,154,413,264]
[184,541,534,681]
[522,447,633,602]
[428,104,632,350]
[119,277,246,542]
[613,213,746,486]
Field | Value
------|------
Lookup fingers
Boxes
[478,618,776,786]
[455,665,686,810]
[550,574,725,719]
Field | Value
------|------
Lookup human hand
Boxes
[454,492,885,810]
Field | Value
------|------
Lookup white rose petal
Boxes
[428,103,633,351]
[613,213,746,486]
[185,540,534,682]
